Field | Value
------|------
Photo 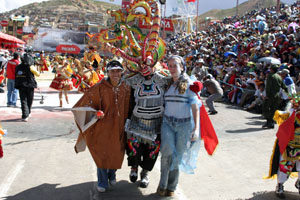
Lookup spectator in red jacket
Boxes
[6,53,20,107]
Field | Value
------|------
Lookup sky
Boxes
[0,0,296,15]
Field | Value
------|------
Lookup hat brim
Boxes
[107,66,123,71]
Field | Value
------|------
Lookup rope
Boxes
[219,80,256,93]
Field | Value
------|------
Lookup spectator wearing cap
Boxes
[264,50,271,57]
[203,74,223,114]
[191,58,208,82]
[279,69,296,96]
[6,52,20,107]
[262,64,288,129]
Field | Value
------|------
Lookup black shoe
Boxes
[262,120,274,129]
[295,179,300,194]
[209,110,218,115]
[140,169,149,188]
[129,167,138,183]
[275,183,284,198]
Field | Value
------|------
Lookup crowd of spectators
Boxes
[164,2,300,114]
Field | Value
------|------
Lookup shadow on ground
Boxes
[3,181,163,200]
[0,105,71,113]
[5,133,72,146]
[34,90,80,95]
[226,127,266,134]
[237,190,300,200]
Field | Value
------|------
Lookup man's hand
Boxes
[96,110,105,119]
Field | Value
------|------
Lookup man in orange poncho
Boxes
[72,60,131,193]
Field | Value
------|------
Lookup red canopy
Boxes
[0,32,25,44]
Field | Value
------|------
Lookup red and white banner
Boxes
[56,44,81,54]
[139,18,174,32]
[0,20,8,27]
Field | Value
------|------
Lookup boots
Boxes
[140,169,149,188]
[262,119,274,129]
[275,183,284,198]
[295,179,300,194]
[129,167,138,183]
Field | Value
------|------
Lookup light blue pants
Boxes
[97,168,116,189]
[7,78,18,106]
[159,117,193,191]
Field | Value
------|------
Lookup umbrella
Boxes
[288,22,299,33]
[234,22,241,28]
[224,52,237,57]
[258,57,281,65]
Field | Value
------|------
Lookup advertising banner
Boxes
[25,27,86,53]
[138,18,174,32]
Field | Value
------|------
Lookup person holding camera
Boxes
[203,74,223,115]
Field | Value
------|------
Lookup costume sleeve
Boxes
[30,66,40,77]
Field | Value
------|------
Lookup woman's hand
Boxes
[96,110,105,119]
[190,128,199,142]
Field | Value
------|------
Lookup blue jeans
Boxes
[7,78,18,106]
[97,168,116,189]
[159,117,193,191]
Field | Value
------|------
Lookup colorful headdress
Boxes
[87,0,166,74]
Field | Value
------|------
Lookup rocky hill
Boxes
[198,0,278,20]
[0,0,120,30]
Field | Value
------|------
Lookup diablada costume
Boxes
[49,61,73,91]
[265,94,300,197]
[124,72,169,168]
[89,0,168,188]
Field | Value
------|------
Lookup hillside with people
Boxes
[0,0,120,29]
[199,0,278,20]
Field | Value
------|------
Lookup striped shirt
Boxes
[164,81,201,119]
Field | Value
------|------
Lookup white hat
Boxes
[196,59,205,63]
[280,69,290,74]
[249,72,257,76]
